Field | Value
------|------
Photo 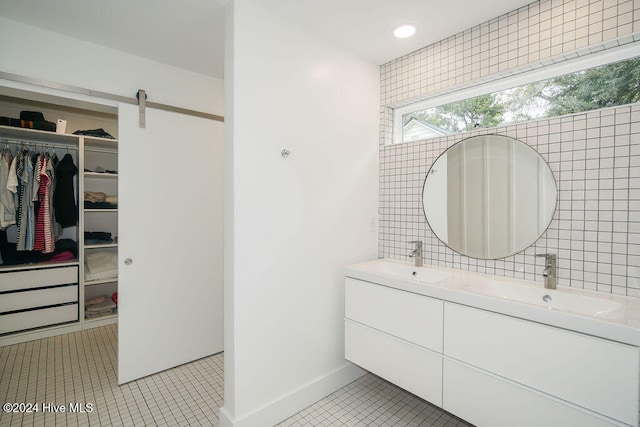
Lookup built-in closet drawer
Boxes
[345,277,443,351]
[443,302,639,426]
[0,285,78,313]
[442,359,618,427]
[345,319,442,406]
[0,266,78,292]
[0,304,78,335]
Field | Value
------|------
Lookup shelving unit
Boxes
[81,135,118,328]
[84,171,118,179]
[0,92,120,344]
[85,243,118,249]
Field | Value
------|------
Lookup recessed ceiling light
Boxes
[394,25,416,39]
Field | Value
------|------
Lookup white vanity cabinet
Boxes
[442,359,622,427]
[443,303,639,427]
[344,277,640,427]
[345,277,443,406]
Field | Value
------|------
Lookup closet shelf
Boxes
[84,208,118,213]
[0,260,80,273]
[0,125,78,145]
[85,311,117,320]
[84,278,118,286]
[83,135,118,144]
[84,172,118,180]
[85,243,118,249]
[83,136,118,152]
[84,313,118,327]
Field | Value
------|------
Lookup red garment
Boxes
[34,156,54,253]
[48,251,75,262]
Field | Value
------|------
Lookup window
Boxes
[392,46,640,145]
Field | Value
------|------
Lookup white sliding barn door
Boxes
[117,104,223,384]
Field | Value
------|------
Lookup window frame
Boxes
[391,43,640,145]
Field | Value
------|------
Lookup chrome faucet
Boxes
[409,240,423,267]
[535,253,556,289]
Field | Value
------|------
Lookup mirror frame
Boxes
[421,133,558,260]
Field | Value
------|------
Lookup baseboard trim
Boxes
[219,362,366,427]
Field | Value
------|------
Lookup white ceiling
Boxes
[0,0,533,79]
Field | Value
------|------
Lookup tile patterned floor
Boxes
[0,325,471,426]
[276,374,471,427]
[0,325,223,427]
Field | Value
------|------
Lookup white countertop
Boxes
[345,259,640,346]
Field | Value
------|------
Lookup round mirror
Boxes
[422,134,557,259]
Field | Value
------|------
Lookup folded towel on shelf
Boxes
[84,191,107,203]
[85,309,115,319]
[85,298,117,313]
[85,250,118,281]
[85,251,117,274]
[84,294,117,319]
[84,264,117,281]
[84,191,117,210]
[85,295,107,306]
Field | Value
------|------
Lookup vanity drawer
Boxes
[0,303,78,335]
[0,266,78,292]
[444,302,639,426]
[345,319,442,406]
[443,359,618,427]
[0,285,78,313]
[345,278,443,352]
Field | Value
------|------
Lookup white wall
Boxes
[222,0,379,425]
[0,17,223,114]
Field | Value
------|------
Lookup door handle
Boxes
[124,258,133,266]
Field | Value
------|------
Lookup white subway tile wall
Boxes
[379,0,640,296]
[380,105,640,295]
[381,0,638,108]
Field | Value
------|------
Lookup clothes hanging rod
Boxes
[0,71,224,123]
[0,137,78,151]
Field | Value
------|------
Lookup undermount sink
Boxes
[360,259,450,283]
[475,281,625,319]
